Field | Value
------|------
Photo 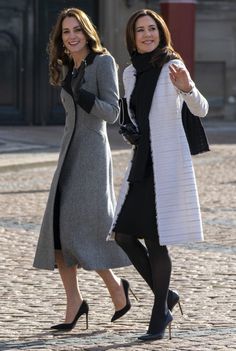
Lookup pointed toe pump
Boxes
[138,310,173,341]
[111,279,138,322]
[168,290,183,315]
[50,300,89,331]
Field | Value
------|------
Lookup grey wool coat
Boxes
[33,53,130,270]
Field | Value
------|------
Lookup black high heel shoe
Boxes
[168,290,183,315]
[138,310,173,341]
[50,300,89,331]
[111,279,138,322]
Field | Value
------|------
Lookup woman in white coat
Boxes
[111,9,209,341]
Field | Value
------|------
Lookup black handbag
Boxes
[181,102,210,155]
[118,98,210,154]
[118,98,140,145]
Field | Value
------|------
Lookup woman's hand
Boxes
[169,63,193,93]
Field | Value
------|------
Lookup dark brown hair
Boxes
[48,8,107,85]
[126,9,182,66]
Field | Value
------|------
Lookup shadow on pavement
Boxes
[0,329,142,351]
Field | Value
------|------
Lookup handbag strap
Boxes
[119,98,132,126]
[118,98,125,126]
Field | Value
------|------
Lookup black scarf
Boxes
[128,51,161,182]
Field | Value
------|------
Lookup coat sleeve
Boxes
[89,54,120,124]
[170,59,209,118]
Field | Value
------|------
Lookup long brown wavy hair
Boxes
[48,8,107,86]
[126,9,182,67]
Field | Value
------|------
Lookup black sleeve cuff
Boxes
[75,89,96,113]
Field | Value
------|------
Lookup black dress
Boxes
[114,52,161,239]
[53,67,73,250]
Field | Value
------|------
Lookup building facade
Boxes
[0,0,98,125]
[0,0,235,125]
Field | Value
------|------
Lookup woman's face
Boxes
[134,15,160,54]
[62,16,88,56]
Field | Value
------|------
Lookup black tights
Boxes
[115,233,171,320]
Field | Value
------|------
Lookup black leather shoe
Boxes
[168,290,183,315]
[50,300,89,331]
[138,310,173,341]
[111,279,137,322]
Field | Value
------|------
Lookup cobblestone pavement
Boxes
[0,125,236,350]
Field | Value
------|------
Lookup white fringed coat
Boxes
[110,59,209,245]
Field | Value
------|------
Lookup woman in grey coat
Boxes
[33,8,131,331]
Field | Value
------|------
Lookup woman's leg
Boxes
[96,269,126,311]
[115,232,177,313]
[115,233,153,289]
[144,238,172,333]
[55,250,83,323]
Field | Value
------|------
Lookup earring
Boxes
[63,44,70,56]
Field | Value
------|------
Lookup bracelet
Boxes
[180,88,193,96]
[179,83,195,96]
